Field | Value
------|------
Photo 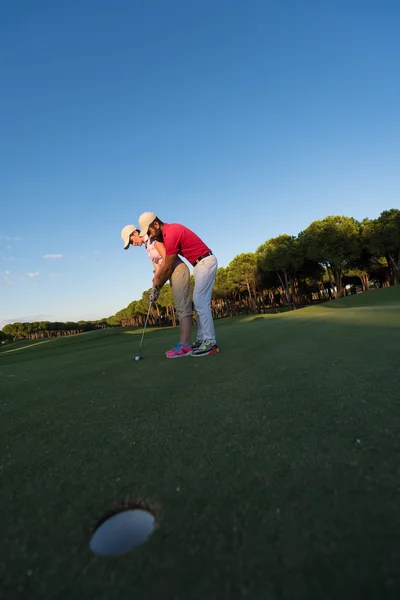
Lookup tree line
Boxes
[1,320,108,343]
[2,208,399,341]
[107,208,400,327]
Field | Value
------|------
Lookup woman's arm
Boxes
[153,241,176,287]
[154,241,166,262]
[153,255,176,288]
[145,239,163,273]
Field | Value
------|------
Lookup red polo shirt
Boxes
[162,223,211,265]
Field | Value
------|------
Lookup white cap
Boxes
[121,224,138,250]
[139,212,157,237]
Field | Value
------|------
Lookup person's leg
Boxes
[172,263,192,345]
[192,255,218,354]
[193,305,203,347]
[166,263,192,358]
[179,316,191,345]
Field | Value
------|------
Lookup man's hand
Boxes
[150,285,160,303]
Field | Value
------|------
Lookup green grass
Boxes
[1,286,400,599]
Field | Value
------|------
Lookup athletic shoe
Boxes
[191,341,219,356]
[166,342,192,359]
[191,339,202,350]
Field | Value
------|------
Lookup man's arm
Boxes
[153,253,177,288]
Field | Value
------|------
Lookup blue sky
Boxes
[1,0,399,327]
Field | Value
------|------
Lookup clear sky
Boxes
[1,0,399,327]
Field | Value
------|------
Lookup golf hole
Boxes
[89,508,155,556]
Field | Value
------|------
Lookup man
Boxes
[138,212,219,356]
[121,224,192,358]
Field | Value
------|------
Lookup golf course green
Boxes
[1,286,400,599]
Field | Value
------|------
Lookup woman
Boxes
[121,224,193,358]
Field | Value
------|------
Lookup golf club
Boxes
[135,300,152,360]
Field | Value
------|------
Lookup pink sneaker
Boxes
[165,342,192,359]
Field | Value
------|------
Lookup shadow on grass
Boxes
[122,325,176,337]
[3,292,400,363]
[0,340,53,354]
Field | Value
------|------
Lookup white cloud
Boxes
[27,272,40,278]
[48,273,60,279]
[1,256,19,262]
[0,314,53,328]
[0,235,21,241]
[42,254,64,260]
[1,267,12,285]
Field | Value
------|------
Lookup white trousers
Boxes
[193,254,218,344]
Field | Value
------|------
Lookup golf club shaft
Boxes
[139,300,152,354]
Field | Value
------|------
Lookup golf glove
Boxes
[150,285,160,303]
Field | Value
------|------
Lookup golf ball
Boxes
[135,356,140,361]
